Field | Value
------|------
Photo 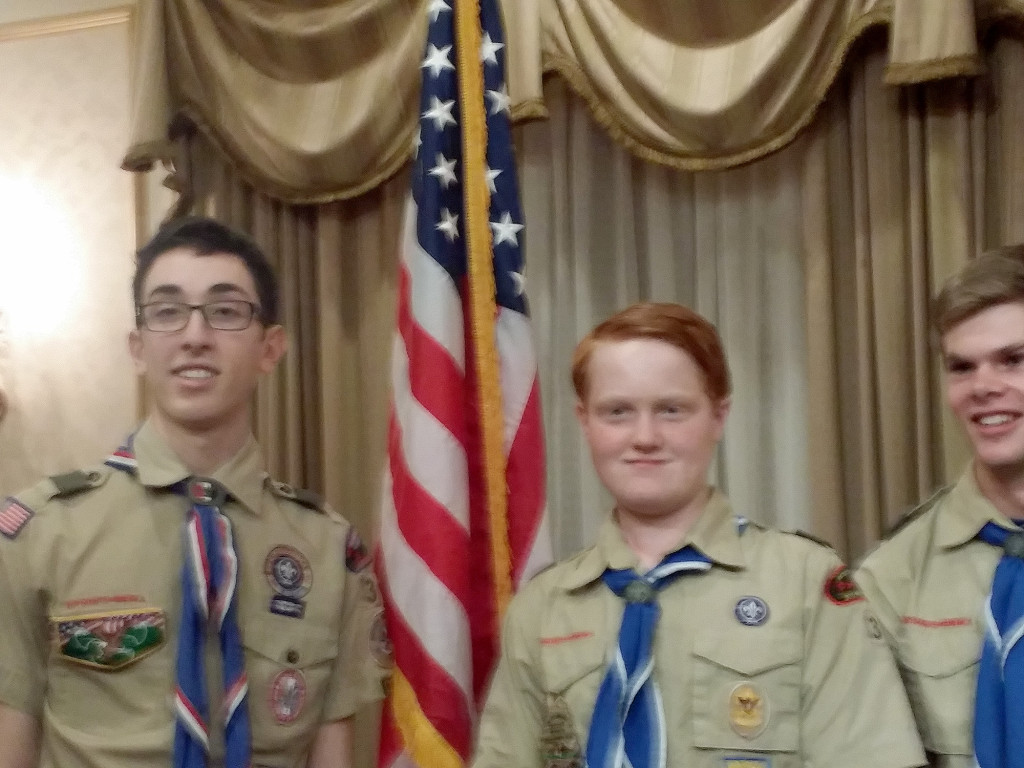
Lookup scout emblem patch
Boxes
[729,682,768,739]
[265,545,312,619]
[734,596,769,626]
[345,527,371,572]
[540,693,583,768]
[269,668,306,724]
[53,609,165,670]
[823,565,864,605]
[0,497,33,539]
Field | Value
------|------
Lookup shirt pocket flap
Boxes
[899,623,979,677]
[693,629,802,676]
[243,619,339,669]
[541,632,608,693]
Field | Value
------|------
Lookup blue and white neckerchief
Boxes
[106,444,251,768]
[585,545,712,768]
[974,520,1024,768]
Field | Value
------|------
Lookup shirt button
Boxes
[286,649,299,664]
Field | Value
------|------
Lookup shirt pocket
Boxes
[540,631,608,735]
[898,623,979,756]
[243,618,339,758]
[692,629,802,754]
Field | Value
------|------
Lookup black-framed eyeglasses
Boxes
[137,300,262,332]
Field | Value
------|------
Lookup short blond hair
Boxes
[934,245,1024,336]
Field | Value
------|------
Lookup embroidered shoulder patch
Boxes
[0,498,34,539]
[823,565,864,606]
[345,527,372,572]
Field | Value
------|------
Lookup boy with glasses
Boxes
[0,217,387,768]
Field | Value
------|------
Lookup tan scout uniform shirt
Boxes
[472,491,925,768]
[0,421,388,768]
[856,468,1013,768]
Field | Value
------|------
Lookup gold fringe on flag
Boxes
[454,0,513,622]
[392,669,463,768]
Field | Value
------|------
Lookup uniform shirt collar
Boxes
[130,419,266,515]
[936,464,1019,549]
[686,489,746,569]
[558,488,746,592]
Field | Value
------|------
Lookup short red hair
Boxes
[571,302,731,402]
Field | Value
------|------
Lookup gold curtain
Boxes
[805,29,1024,556]
[148,29,1024,768]
[158,29,1024,567]
[125,0,994,200]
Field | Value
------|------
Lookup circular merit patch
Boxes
[265,546,312,599]
[823,565,864,606]
[269,668,306,724]
[370,609,393,669]
[734,596,769,627]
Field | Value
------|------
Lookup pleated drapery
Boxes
[160,28,1024,564]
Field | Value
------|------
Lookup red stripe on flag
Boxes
[397,266,470,449]
[504,381,546,584]
[377,695,402,768]
[387,412,470,601]
[377,557,473,759]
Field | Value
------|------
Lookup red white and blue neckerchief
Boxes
[107,443,251,768]
[585,545,712,768]
[974,520,1024,768]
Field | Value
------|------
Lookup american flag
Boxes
[0,498,33,539]
[375,1,552,767]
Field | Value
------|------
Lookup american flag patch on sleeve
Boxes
[0,498,34,539]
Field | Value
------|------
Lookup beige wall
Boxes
[0,3,140,495]
[0,0,123,25]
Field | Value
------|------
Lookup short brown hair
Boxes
[934,245,1024,336]
[134,216,279,326]
[571,302,731,401]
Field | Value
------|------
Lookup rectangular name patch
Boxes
[723,758,770,768]
[0,498,34,539]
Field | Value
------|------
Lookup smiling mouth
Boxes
[174,367,216,379]
[971,412,1021,433]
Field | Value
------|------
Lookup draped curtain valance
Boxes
[123,0,1007,203]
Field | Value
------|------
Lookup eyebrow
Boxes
[945,342,1024,365]
[144,282,252,301]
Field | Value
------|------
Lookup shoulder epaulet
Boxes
[1,467,108,540]
[736,515,766,534]
[886,485,951,538]
[49,468,108,498]
[268,480,326,514]
[789,529,836,550]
